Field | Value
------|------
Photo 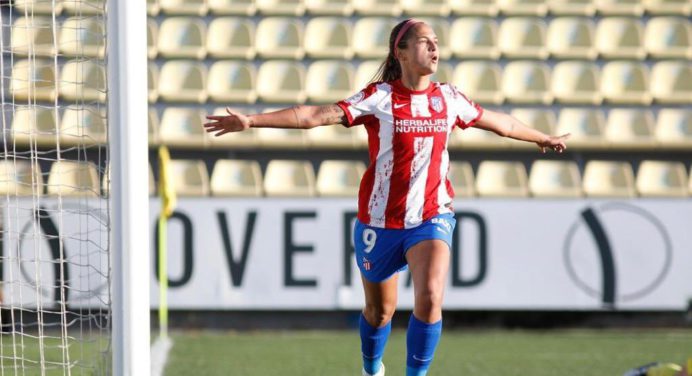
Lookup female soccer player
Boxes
[204,18,569,376]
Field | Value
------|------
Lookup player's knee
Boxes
[363,303,396,327]
[414,289,443,318]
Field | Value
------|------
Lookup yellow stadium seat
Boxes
[643,0,691,16]
[256,61,306,104]
[264,160,316,197]
[168,159,210,196]
[307,125,358,149]
[59,16,106,58]
[449,123,512,150]
[529,160,582,198]
[210,159,263,197]
[604,109,656,149]
[556,108,607,149]
[548,0,596,16]
[160,0,207,15]
[12,17,56,57]
[450,0,499,16]
[0,159,44,196]
[305,0,353,15]
[600,61,651,105]
[547,17,597,60]
[645,17,691,59]
[207,61,256,104]
[497,0,548,16]
[148,64,159,103]
[352,0,401,16]
[595,0,644,15]
[655,108,692,148]
[149,109,159,146]
[447,161,476,197]
[157,17,206,59]
[207,107,258,149]
[255,17,304,59]
[60,60,106,103]
[147,19,158,59]
[256,0,305,15]
[498,17,548,59]
[47,160,100,197]
[148,0,160,16]
[453,61,504,105]
[60,106,107,146]
[595,17,646,59]
[354,60,382,90]
[256,126,309,149]
[431,62,453,84]
[353,18,397,58]
[304,17,353,59]
[509,108,556,150]
[11,59,58,102]
[159,107,208,148]
[14,0,63,14]
[316,160,366,197]
[401,0,450,16]
[11,106,58,147]
[208,0,256,15]
[62,0,104,14]
[636,160,688,197]
[450,17,500,59]
[206,17,255,59]
[502,61,552,104]
[583,160,636,197]
[157,61,207,103]
[650,60,691,104]
[551,61,601,105]
[476,161,529,197]
[306,61,354,103]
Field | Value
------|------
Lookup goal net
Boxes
[0,0,111,374]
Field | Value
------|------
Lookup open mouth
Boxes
[431,56,439,63]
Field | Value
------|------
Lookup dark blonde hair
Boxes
[371,19,420,83]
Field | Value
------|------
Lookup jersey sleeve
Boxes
[335,82,381,127]
[449,84,484,130]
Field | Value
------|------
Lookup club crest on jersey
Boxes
[431,96,443,113]
[346,91,364,105]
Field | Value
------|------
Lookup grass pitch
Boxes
[164,328,692,376]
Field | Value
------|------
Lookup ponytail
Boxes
[371,19,420,84]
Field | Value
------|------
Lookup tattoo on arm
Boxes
[316,105,347,126]
[291,106,303,128]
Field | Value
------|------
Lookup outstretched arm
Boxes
[474,109,570,153]
[204,104,347,137]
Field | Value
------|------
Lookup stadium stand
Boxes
[167,159,211,196]
[159,0,208,16]
[453,61,504,105]
[401,0,450,16]
[157,60,207,103]
[529,160,583,198]
[636,160,689,197]
[548,0,597,15]
[604,109,656,149]
[157,17,206,59]
[307,123,360,149]
[210,159,264,197]
[498,0,549,16]
[502,61,552,104]
[47,161,100,197]
[644,17,691,59]
[600,61,651,105]
[11,106,58,147]
[353,17,397,58]
[60,60,107,103]
[206,17,255,59]
[0,160,44,196]
[546,17,597,60]
[60,17,106,58]
[498,17,548,59]
[555,108,607,149]
[207,61,257,103]
[449,17,500,59]
[159,107,209,148]
[450,0,500,16]
[62,0,104,14]
[304,17,354,59]
[11,59,57,102]
[263,160,317,197]
[447,161,476,197]
[643,0,691,16]
[551,61,601,105]
[583,160,637,197]
[14,0,63,14]
[149,109,160,146]
[148,64,159,103]
[255,17,304,59]
[306,60,355,103]
[650,60,691,104]
[595,17,646,59]
[208,0,256,15]
[305,0,354,16]
[595,0,645,16]
[256,60,307,103]
[148,19,158,59]
[352,0,402,16]
[476,161,529,197]
[654,108,692,148]
[316,160,366,197]
[11,17,56,57]
[60,106,107,146]
[256,0,306,16]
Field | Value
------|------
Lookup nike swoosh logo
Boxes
[393,103,407,109]
[435,227,449,235]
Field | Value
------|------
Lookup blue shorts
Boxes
[354,213,456,283]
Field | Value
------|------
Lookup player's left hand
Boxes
[537,133,570,153]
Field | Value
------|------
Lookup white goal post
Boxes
[107,0,151,375]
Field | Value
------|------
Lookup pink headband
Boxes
[394,19,422,59]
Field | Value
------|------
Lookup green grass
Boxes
[164,329,692,376]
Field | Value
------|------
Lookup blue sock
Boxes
[359,313,391,375]
[406,314,442,376]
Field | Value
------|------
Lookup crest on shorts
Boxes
[346,91,365,105]
[431,96,443,113]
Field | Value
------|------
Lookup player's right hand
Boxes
[203,107,252,137]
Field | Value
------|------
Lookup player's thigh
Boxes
[405,239,451,296]
[361,273,399,309]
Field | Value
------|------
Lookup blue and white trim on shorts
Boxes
[353,213,456,283]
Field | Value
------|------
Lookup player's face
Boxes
[398,23,439,76]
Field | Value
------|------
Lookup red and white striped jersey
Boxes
[336,79,483,229]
